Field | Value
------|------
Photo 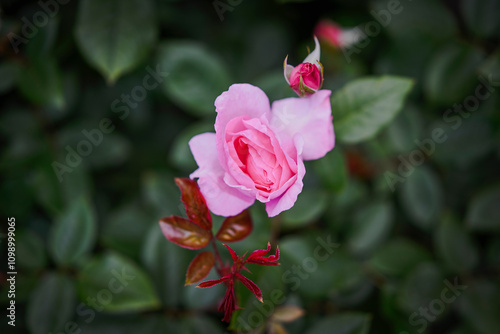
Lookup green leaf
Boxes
[158,41,231,116]
[379,284,417,334]
[487,237,500,266]
[49,196,96,266]
[424,42,484,106]
[369,238,432,277]
[60,164,92,207]
[332,76,414,143]
[347,201,394,256]
[281,189,329,229]
[432,117,494,169]
[77,252,160,312]
[74,0,157,83]
[461,0,500,38]
[435,214,479,273]
[479,49,500,81]
[25,16,59,58]
[78,314,171,333]
[466,184,500,231]
[372,0,456,41]
[280,235,361,298]
[458,280,500,334]
[142,224,190,307]
[399,166,443,231]
[27,273,76,334]
[383,105,423,153]
[17,230,46,270]
[0,62,20,94]
[18,57,65,110]
[101,202,153,261]
[313,148,348,193]
[56,127,132,171]
[305,313,371,334]
[30,161,64,218]
[396,262,445,315]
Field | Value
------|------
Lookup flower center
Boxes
[234,136,274,192]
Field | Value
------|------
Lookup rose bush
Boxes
[189,83,334,217]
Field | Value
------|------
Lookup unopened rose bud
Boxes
[284,36,324,97]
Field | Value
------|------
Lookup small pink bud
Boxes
[288,62,322,97]
[284,37,324,97]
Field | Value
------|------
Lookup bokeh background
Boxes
[1,0,500,333]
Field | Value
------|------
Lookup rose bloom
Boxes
[189,84,334,217]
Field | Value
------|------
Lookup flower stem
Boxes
[270,215,282,247]
[211,238,224,272]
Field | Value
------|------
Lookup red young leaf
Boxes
[246,243,280,266]
[236,273,263,302]
[175,178,212,230]
[159,216,212,250]
[185,251,215,285]
[216,209,253,242]
[197,274,231,288]
[219,280,236,322]
[222,244,239,263]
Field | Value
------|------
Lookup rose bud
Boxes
[314,19,364,49]
[284,36,324,97]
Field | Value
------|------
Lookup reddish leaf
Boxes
[222,244,239,263]
[175,178,212,230]
[216,210,253,242]
[219,280,236,323]
[185,251,216,285]
[236,273,263,302]
[246,242,280,266]
[159,216,212,249]
[197,274,231,288]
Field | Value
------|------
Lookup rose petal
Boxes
[215,84,272,168]
[270,90,334,161]
[265,156,305,217]
[189,132,255,217]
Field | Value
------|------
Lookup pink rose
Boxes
[189,84,334,217]
[284,37,324,97]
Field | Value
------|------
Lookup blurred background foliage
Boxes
[1,0,500,333]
